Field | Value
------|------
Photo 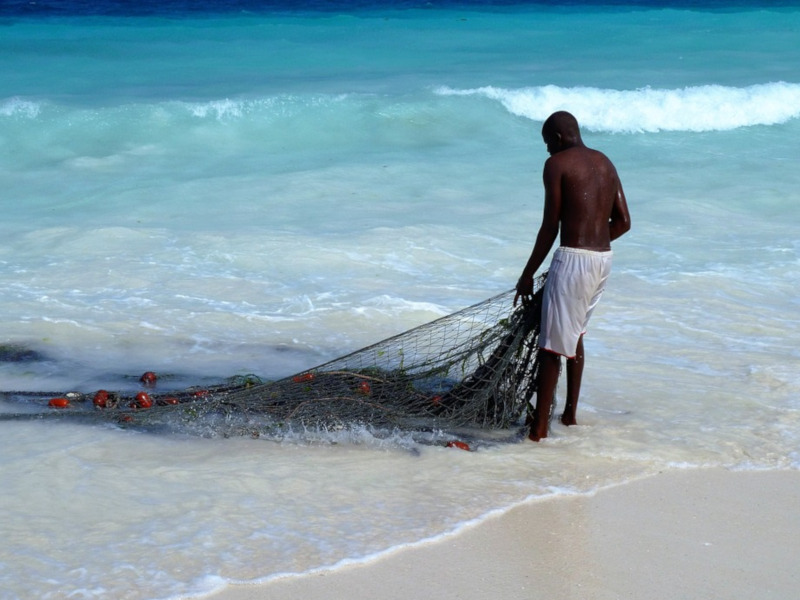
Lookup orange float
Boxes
[446,440,471,451]
[140,371,158,385]
[357,381,371,395]
[93,390,109,408]
[132,391,153,409]
[431,395,442,405]
[48,397,70,409]
[292,373,315,383]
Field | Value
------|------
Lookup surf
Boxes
[436,82,800,132]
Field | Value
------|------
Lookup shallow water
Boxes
[1,2,799,599]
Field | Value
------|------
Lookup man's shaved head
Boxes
[542,111,581,141]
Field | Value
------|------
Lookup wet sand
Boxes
[199,468,800,600]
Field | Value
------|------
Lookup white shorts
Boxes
[540,247,613,358]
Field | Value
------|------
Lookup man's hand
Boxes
[514,275,533,307]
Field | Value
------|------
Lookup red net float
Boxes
[48,397,70,409]
[446,440,470,451]
[93,390,109,408]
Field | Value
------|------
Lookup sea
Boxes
[1,1,799,598]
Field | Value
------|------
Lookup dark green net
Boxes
[1,274,545,442]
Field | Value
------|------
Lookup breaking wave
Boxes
[436,82,800,132]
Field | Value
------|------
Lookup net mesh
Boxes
[1,274,546,442]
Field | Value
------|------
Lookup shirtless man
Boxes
[514,111,631,442]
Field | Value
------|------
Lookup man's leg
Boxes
[529,350,560,441]
[561,334,584,426]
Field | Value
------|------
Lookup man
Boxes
[514,111,631,442]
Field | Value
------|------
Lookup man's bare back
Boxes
[544,146,623,251]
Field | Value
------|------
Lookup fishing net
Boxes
[1,274,546,444]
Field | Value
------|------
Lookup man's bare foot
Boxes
[560,413,577,426]
[528,422,548,442]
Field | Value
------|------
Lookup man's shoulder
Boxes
[580,146,610,162]
[574,146,617,173]
[547,146,606,169]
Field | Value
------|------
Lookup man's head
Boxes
[541,111,582,155]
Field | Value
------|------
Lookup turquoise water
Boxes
[1,3,799,599]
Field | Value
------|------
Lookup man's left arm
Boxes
[609,178,631,241]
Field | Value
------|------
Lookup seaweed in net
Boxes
[0,274,546,443]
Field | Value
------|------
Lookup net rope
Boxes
[1,274,546,442]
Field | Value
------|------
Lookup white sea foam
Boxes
[436,82,800,132]
[0,96,41,118]
[181,95,349,121]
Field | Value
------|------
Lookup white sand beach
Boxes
[201,468,800,600]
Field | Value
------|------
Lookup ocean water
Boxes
[2,1,800,599]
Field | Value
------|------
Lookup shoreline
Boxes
[198,467,800,600]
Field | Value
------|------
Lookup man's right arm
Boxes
[514,159,561,306]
